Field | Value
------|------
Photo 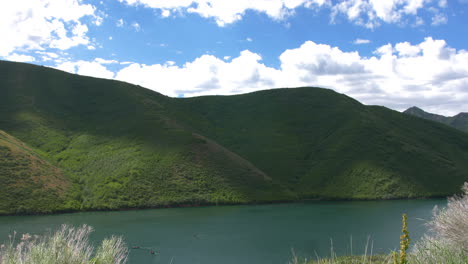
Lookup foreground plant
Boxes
[393,213,410,264]
[290,239,393,264]
[0,225,128,264]
[409,182,468,264]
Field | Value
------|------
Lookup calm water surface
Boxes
[0,200,445,264]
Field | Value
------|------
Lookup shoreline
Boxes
[0,195,447,217]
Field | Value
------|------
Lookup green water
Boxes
[0,200,445,264]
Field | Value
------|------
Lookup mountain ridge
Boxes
[404,106,468,132]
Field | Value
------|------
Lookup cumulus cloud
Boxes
[331,0,447,28]
[54,38,468,115]
[35,51,60,62]
[0,0,99,57]
[117,0,330,26]
[161,9,171,17]
[3,53,36,63]
[55,59,115,79]
[431,13,448,25]
[115,50,279,96]
[117,0,447,28]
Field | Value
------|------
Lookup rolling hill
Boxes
[404,106,468,133]
[1,60,467,214]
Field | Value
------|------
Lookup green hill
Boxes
[404,106,468,133]
[0,60,467,214]
[0,60,288,214]
[0,130,70,214]
[165,90,468,199]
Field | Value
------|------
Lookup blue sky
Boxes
[1,0,468,115]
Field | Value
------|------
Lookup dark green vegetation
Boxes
[404,106,468,133]
[1,60,468,214]
[167,91,468,199]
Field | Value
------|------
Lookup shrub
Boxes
[0,225,128,264]
[409,182,468,264]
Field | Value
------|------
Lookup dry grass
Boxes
[409,182,468,264]
[289,239,393,264]
[0,225,128,264]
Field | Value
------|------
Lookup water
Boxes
[0,199,445,264]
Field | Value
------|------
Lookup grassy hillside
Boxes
[0,60,288,214]
[0,60,468,214]
[404,106,468,133]
[0,130,70,214]
[166,89,468,199]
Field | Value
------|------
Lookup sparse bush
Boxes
[0,225,128,264]
[409,182,468,264]
[409,236,466,264]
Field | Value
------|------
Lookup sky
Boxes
[1,0,468,115]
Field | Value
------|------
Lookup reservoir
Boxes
[0,199,445,264]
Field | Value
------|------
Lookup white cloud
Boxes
[115,50,279,96]
[50,37,468,115]
[414,16,425,26]
[353,38,371,44]
[161,9,171,17]
[246,37,253,42]
[116,18,124,27]
[132,22,141,31]
[94,58,118,64]
[431,13,448,25]
[0,0,99,56]
[117,0,448,28]
[35,51,60,62]
[94,12,105,26]
[55,60,115,79]
[438,0,448,8]
[4,53,36,62]
[331,0,448,28]
[117,0,330,26]
[111,37,468,115]
[395,42,421,57]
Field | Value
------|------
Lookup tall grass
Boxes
[409,182,468,264]
[289,239,393,264]
[293,182,468,264]
[0,225,128,264]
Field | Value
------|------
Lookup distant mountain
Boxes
[404,106,468,132]
[1,60,468,214]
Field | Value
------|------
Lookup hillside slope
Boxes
[1,60,468,214]
[0,60,288,214]
[404,106,468,133]
[0,130,70,214]
[166,89,468,199]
